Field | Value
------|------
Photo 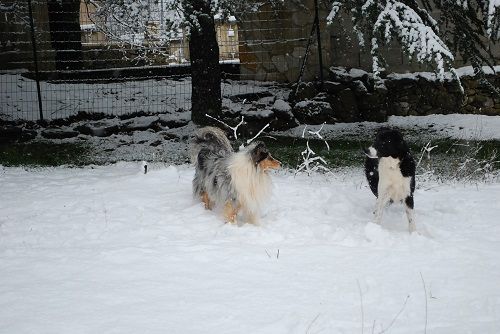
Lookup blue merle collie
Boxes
[190,127,281,225]
[364,128,416,233]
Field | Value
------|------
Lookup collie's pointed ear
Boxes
[249,141,268,165]
[248,141,281,170]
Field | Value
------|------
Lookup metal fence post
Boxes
[27,0,44,121]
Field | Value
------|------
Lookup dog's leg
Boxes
[405,195,416,233]
[245,209,259,225]
[223,201,240,224]
[374,192,390,225]
[201,192,213,210]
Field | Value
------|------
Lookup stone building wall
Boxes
[238,4,500,82]
[0,0,55,71]
[237,0,331,82]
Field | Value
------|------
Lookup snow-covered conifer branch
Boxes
[326,2,342,25]
[372,1,454,81]
[486,0,500,39]
[326,0,499,87]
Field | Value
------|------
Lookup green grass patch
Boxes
[261,136,500,174]
[261,136,369,169]
[1,136,498,178]
[0,141,93,167]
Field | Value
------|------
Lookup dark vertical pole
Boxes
[27,0,44,121]
[313,0,324,88]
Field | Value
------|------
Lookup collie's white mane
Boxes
[227,150,272,216]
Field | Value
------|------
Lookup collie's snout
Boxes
[259,155,281,171]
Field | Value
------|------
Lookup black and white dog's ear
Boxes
[364,146,378,159]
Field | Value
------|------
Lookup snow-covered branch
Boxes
[326,2,342,25]
[373,1,454,81]
[416,140,438,169]
[205,114,245,140]
[204,114,271,149]
[486,0,500,39]
[246,123,270,145]
[326,0,500,85]
[296,125,330,175]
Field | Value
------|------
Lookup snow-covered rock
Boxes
[292,100,335,124]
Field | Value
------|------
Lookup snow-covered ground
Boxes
[276,114,500,141]
[0,74,288,121]
[0,74,192,120]
[1,163,500,333]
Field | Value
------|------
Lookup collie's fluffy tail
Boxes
[190,126,233,164]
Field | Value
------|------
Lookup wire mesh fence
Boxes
[2,1,499,122]
[0,0,330,122]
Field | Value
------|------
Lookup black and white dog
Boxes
[364,128,416,233]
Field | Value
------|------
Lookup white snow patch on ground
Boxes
[386,65,500,81]
[276,114,500,141]
[1,163,500,333]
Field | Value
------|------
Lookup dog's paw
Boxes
[408,222,416,234]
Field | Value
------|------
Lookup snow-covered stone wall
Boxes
[290,66,500,124]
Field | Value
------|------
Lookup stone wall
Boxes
[288,67,500,125]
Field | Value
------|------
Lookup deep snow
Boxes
[1,163,499,333]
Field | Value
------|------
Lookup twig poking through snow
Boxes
[420,272,428,334]
[297,124,331,175]
[357,279,365,334]
[306,313,321,334]
[378,295,410,334]
[301,124,308,138]
[265,249,271,258]
[265,249,279,260]
[308,123,330,151]
[417,140,438,169]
